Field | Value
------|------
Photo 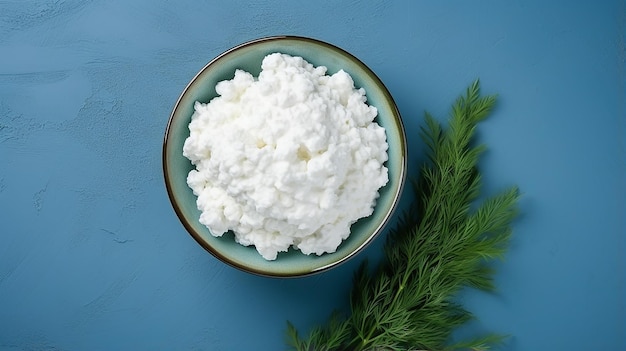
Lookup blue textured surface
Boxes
[1,1,624,350]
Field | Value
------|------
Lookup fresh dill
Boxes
[286,80,520,351]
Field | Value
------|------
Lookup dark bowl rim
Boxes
[162,35,407,278]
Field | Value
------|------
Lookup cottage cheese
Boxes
[183,53,389,260]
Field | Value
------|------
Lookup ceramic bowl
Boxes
[163,36,406,277]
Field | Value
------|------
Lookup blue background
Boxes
[1,1,624,350]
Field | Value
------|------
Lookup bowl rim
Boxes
[162,35,407,277]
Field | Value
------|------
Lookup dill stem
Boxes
[394,255,412,306]
[355,256,415,351]
[356,329,388,351]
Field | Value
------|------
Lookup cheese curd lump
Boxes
[183,53,389,260]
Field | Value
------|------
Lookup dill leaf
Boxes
[286,80,520,351]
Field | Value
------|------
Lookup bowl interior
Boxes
[164,36,406,277]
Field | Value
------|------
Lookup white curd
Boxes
[183,53,388,260]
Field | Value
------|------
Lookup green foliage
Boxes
[286,80,520,351]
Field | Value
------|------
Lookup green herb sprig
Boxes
[287,80,520,351]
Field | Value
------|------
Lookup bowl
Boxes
[163,36,406,277]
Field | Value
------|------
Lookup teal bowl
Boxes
[163,36,406,277]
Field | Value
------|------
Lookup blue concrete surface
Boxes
[1,1,624,350]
